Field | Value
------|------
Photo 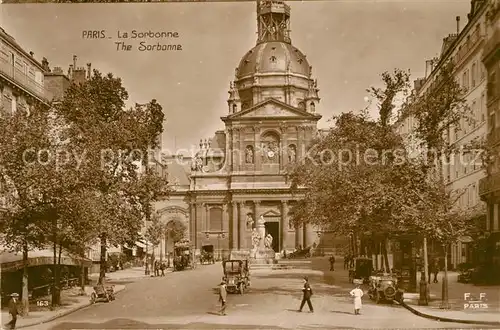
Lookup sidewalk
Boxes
[1,285,125,329]
[1,267,152,329]
[312,256,500,326]
[88,266,163,282]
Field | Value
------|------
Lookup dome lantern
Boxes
[257,0,291,45]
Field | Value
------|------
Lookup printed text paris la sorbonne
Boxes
[81,30,182,51]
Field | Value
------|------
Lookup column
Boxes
[303,224,308,248]
[297,126,304,161]
[195,203,203,250]
[280,124,288,171]
[202,203,208,232]
[189,202,196,247]
[238,202,246,250]
[222,204,228,252]
[253,200,260,221]
[231,201,238,249]
[296,225,304,249]
[281,200,289,252]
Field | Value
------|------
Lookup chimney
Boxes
[68,64,73,78]
[86,63,91,79]
[73,55,77,70]
[456,16,460,34]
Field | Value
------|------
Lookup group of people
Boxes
[153,260,167,276]
[216,270,364,316]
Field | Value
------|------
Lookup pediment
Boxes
[262,209,281,217]
[228,99,317,119]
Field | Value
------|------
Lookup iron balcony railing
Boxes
[0,57,53,102]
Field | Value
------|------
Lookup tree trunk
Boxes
[54,243,63,306]
[51,238,60,306]
[21,241,29,316]
[440,244,450,309]
[382,237,390,273]
[99,233,107,284]
[80,252,85,294]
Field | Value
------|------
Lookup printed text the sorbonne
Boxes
[81,30,182,52]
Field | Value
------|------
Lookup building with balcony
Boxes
[478,0,500,276]
[396,0,490,269]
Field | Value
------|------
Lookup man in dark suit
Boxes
[298,276,314,313]
[5,292,19,329]
[329,255,335,271]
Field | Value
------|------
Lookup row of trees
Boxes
[290,63,486,303]
[0,70,170,314]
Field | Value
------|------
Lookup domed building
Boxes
[156,0,324,257]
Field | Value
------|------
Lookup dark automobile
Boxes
[368,275,399,304]
[200,245,215,265]
[222,260,250,294]
[349,257,373,284]
[90,284,115,304]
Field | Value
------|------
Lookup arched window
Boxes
[232,104,237,113]
[298,100,305,110]
[209,207,223,231]
[310,102,315,113]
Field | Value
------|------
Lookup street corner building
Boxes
[155,0,329,257]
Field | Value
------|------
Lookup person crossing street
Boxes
[298,276,314,313]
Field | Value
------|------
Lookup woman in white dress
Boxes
[349,283,364,315]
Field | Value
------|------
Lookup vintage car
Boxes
[200,245,215,265]
[173,246,196,271]
[368,274,398,304]
[348,257,373,284]
[90,283,115,304]
[222,259,250,294]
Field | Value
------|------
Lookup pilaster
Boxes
[281,200,289,251]
[296,224,304,249]
[254,125,261,170]
[202,203,208,232]
[280,123,288,170]
[239,128,244,171]
[231,201,238,249]
[222,203,228,233]
[238,202,246,250]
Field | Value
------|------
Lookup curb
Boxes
[398,300,500,326]
[15,286,126,329]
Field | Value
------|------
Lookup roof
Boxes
[0,27,45,71]
[236,41,310,79]
[0,248,92,272]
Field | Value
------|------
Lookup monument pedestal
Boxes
[250,248,276,264]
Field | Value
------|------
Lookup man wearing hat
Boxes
[5,293,19,329]
[218,278,227,316]
[298,276,314,313]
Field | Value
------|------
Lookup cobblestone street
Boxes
[18,262,495,330]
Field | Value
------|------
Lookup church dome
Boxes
[236,41,311,79]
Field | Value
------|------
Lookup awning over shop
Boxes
[0,249,92,273]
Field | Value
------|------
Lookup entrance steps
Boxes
[249,259,312,270]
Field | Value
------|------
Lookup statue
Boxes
[191,156,203,171]
[245,146,254,164]
[264,234,273,249]
[246,214,254,229]
[288,145,296,163]
[251,228,261,250]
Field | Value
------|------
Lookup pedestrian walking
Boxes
[160,262,165,276]
[298,276,314,313]
[349,283,364,315]
[4,293,19,329]
[432,259,439,283]
[218,278,227,316]
[329,255,335,271]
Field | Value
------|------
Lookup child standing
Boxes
[349,283,364,315]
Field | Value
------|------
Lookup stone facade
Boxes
[156,0,323,256]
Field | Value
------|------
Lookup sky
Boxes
[1,0,470,151]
